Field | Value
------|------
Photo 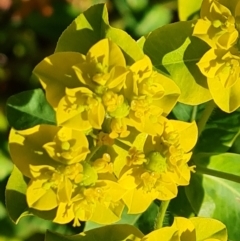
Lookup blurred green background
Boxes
[0,0,189,240]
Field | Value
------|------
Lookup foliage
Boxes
[3,0,240,241]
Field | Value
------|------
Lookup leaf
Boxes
[195,108,240,153]
[45,224,144,241]
[178,0,202,21]
[0,151,12,181]
[171,102,194,122]
[135,4,172,36]
[143,20,212,105]
[55,4,143,65]
[135,201,159,234]
[169,186,195,218]
[5,165,57,224]
[186,153,240,241]
[7,89,56,130]
[5,165,29,223]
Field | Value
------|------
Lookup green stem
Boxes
[85,145,101,162]
[197,100,216,137]
[196,166,240,183]
[114,139,131,151]
[191,105,198,122]
[154,200,170,229]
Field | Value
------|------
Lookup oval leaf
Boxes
[7,89,56,130]
[143,20,211,105]
[186,153,240,241]
[5,165,29,223]
[55,4,143,65]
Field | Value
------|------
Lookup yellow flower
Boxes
[92,153,113,174]
[128,97,165,136]
[53,180,126,226]
[73,39,129,95]
[102,90,130,118]
[144,217,228,241]
[9,124,127,225]
[43,126,89,164]
[197,48,240,88]
[197,47,240,112]
[115,119,198,213]
[193,0,238,49]
[96,131,114,146]
[57,87,105,131]
[109,118,131,139]
[33,38,128,109]
[122,55,180,136]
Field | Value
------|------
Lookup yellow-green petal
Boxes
[27,179,58,210]
[33,52,85,109]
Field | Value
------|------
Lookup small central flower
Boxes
[131,98,149,119]
[141,172,160,192]
[92,62,110,86]
[109,118,130,139]
[193,0,238,49]
[93,153,113,173]
[126,147,147,166]
[102,91,130,118]
[139,74,165,99]
[57,87,105,131]
[43,127,90,164]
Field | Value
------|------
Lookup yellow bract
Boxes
[9,124,125,225]
[115,119,198,213]
[11,36,197,225]
[144,217,227,241]
[193,0,238,49]
[57,87,105,131]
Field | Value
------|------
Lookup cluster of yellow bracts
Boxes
[9,38,198,226]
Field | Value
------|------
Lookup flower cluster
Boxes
[193,0,240,112]
[143,217,227,241]
[9,38,198,225]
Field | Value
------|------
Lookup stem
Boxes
[85,145,101,162]
[196,166,240,183]
[154,200,170,229]
[114,139,131,151]
[197,100,216,137]
[191,105,198,122]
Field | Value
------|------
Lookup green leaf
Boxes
[169,187,195,218]
[143,20,212,105]
[5,165,57,224]
[7,89,56,130]
[178,0,202,21]
[171,102,194,122]
[135,4,172,36]
[135,201,159,234]
[55,4,144,65]
[45,224,144,241]
[186,153,240,241]
[195,108,240,153]
[0,150,12,181]
[5,165,29,223]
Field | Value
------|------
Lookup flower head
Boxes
[9,124,126,225]
[115,119,198,213]
[193,0,238,49]
[144,217,228,241]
